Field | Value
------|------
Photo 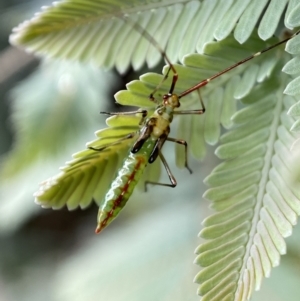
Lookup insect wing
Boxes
[34,115,140,210]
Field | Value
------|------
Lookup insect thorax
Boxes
[150,106,173,138]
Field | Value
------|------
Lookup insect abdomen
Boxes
[95,153,147,233]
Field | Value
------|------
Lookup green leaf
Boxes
[9,0,300,72]
[34,115,140,209]
[286,2,300,28]
[195,62,300,300]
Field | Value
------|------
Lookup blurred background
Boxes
[0,1,300,301]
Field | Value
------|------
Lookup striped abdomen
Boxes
[95,152,148,233]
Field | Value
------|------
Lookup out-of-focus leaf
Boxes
[3,60,115,177]
[0,60,116,234]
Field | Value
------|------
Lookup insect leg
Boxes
[145,151,177,191]
[100,109,148,125]
[149,66,172,102]
[100,109,147,117]
[89,132,136,152]
[174,89,205,115]
[149,60,178,100]
[166,137,192,174]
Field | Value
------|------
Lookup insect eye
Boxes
[163,94,170,106]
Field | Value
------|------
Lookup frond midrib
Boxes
[234,80,286,299]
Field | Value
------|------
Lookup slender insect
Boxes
[90,19,300,234]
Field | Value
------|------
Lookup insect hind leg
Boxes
[144,151,177,191]
[167,137,192,174]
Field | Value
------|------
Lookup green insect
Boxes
[34,20,300,233]
[92,70,205,233]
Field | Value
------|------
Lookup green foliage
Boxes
[35,115,140,209]
[4,0,300,301]
[9,0,298,71]
[196,81,300,299]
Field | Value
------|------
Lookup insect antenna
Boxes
[179,28,300,99]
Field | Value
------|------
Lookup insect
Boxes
[87,20,300,234]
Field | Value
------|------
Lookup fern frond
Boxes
[194,60,300,300]
[283,11,300,180]
[9,0,299,72]
[34,115,140,210]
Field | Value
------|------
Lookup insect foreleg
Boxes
[167,137,192,174]
[89,132,136,151]
[100,109,148,125]
[174,89,205,115]
[100,109,148,116]
[149,65,179,101]
[149,66,172,102]
[144,151,177,192]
